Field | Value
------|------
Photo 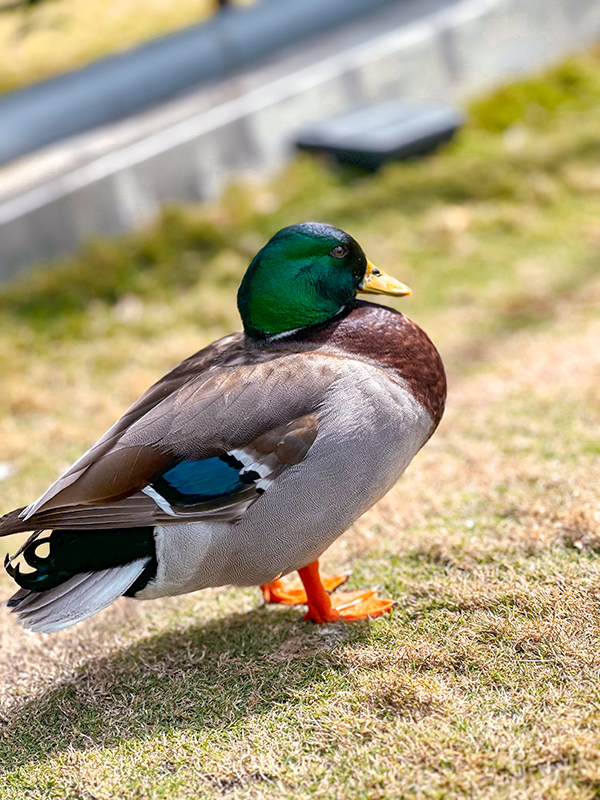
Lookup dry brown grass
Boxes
[0,0,252,95]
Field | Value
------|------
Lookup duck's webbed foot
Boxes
[314,587,394,622]
[262,560,393,623]
[260,570,349,606]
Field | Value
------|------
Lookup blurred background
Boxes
[1,2,600,796]
[1,0,599,276]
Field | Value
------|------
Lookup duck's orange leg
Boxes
[297,560,394,623]
[261,570,349,606]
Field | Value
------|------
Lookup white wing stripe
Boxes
[142,485,176,516]
[228,448,274,479]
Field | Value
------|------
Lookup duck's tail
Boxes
[5,527,156,633]
[8,560,150,632]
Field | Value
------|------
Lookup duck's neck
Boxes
[238,260,357,339]
[254,304,352,344]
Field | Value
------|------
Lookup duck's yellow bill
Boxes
[359,260,411,297]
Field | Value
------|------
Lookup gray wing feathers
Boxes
[1,348,337,535]
[8,558,150,633]
[121,357,334,452]
[19,332,246,521]
[8,353,337,535]
[1,412,320,535]
[5,493,256,533]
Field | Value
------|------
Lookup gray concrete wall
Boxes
[1,0,599,281]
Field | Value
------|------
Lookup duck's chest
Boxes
[316,359,433,476]
[251,361,432,574]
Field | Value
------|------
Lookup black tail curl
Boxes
[5,526,157,596]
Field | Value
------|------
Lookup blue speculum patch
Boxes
[159,457,245,500]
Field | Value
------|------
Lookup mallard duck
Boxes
[0,222,446,633]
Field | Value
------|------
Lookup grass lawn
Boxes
[1,50,600,799]
[0,0,252,96]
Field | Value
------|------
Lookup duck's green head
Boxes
[238,222,410,339]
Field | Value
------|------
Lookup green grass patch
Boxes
[470,46,600,131]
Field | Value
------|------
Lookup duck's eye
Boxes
[330,245,347,258]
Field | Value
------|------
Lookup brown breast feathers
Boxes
[292,301,447,429]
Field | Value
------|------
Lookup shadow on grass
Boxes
[0,605,365,775]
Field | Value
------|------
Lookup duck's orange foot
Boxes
[297,560,394,624]
[261,572,349,606]
[304,587,394,623]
